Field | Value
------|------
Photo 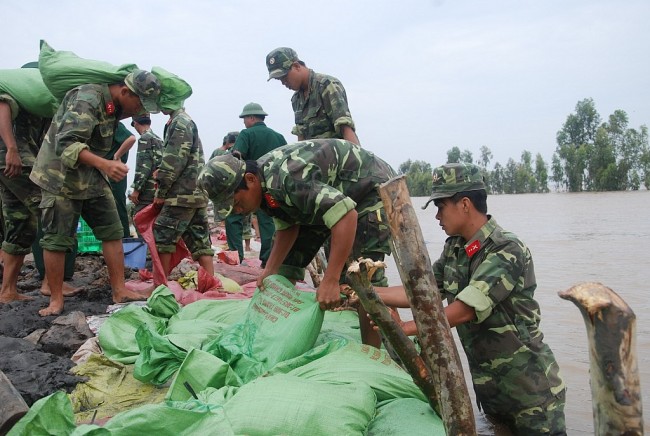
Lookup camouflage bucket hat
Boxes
[266,47,299,81]
[422,163,486,209]
[124,69,161,114]
[198,154,246,218]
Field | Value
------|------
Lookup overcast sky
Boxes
[4,0,649,183]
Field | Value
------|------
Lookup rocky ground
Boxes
[0,255,139,405]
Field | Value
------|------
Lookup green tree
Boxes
[478,145,493,169]
[398,159,433,197]
[460,149,473,164]
[534,153,549,193]
[446,147,461,163]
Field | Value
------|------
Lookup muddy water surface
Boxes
[386,191,650,434]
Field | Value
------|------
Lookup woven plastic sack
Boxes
[7,391,75,436]
[223,374,376,436]
[276,341,427,402]
[151,66,192,111]
[38,40,137,101]
[367,398,445,435]
[204,275,324,382]
[0,68,58,117]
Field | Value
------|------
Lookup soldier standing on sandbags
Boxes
[198,139,394,345]
[30,69,161,316]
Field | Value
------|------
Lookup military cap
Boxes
[422,163,486,209]
[266,47,299,81]
[131,114,151,126]
[239,102,268,118]
[198,154,246,218]
[124,69,161,114]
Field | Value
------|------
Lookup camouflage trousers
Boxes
[279,207,391,286]
[39,181,123,252]
[0,168,40,255]
[485,388,567,435]
[153,204,214,258]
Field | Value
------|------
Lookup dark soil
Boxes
[0,254,140,405]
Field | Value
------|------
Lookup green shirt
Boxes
[131,128,163,201]
[231,121,287,161]
[433,217,565,416]
[0,93,50,169]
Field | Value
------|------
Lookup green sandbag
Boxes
[69,354,168,424]
[315,309,363,345]
[7,391,76,436]
[133,324,187,385]
[282,342,427,402]
[98,305,167,364]
[168,299,248,326]
[144,285,180,319]
[38,40,137,101]
[151,66,192,111]
[222,374,377,436]
[203,275,324,383]
[368,398,446,435]
[166,348,242,402]
[0,68,58,117]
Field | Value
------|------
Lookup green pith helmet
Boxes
[239,102,268,118]
[124,69,161,113]
[198,154,246,218]
[422,163,486,209]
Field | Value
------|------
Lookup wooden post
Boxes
[559,282,643,435]
[378,175,476,435]
[0,369,29,435]
[347,259,440,414]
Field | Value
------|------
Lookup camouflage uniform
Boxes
[153,109,213,258]
[231,121,287,264]
[427,163,566,434]
[0,93,49,254]
[291,70,355,140]
[29,84,126,251]
[131,126,163,215]
[258,139,392,283]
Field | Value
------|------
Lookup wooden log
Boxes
[0,369,29,435]
[378,175,476,435]
[558,282,643,435]
[347,259,440,415]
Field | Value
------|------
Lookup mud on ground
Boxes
[0,255,140,405]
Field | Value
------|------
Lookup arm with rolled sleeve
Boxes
[321,79,358,143]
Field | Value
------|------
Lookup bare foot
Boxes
[41,282,83,297]
[112,289,149,304]
[0,293,34,303]
[39,302,64,317]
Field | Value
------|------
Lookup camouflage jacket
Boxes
[432,217,565,415]
[0,93,50,169]
[30,84,117,199]
[231,121,287,161]
[257,139,394,231]
[131,128,163,202]
[291,70,355,140]
[155,109,208,207]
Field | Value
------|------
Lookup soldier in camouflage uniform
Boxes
[373,163,566,434]
[266,47,360,145]
[30,69,161,316]
[199,139,393,317]
[0,73,81,304]
[128,114,163,216]
[152,100,214,285]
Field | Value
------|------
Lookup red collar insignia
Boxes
[465,240,481,257]
[105,101,115,115]
[264,193,280,209]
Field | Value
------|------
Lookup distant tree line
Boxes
[398,98,650,195]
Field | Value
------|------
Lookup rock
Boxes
[39,311,94,357]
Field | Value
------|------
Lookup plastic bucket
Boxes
[123,237,147,269]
